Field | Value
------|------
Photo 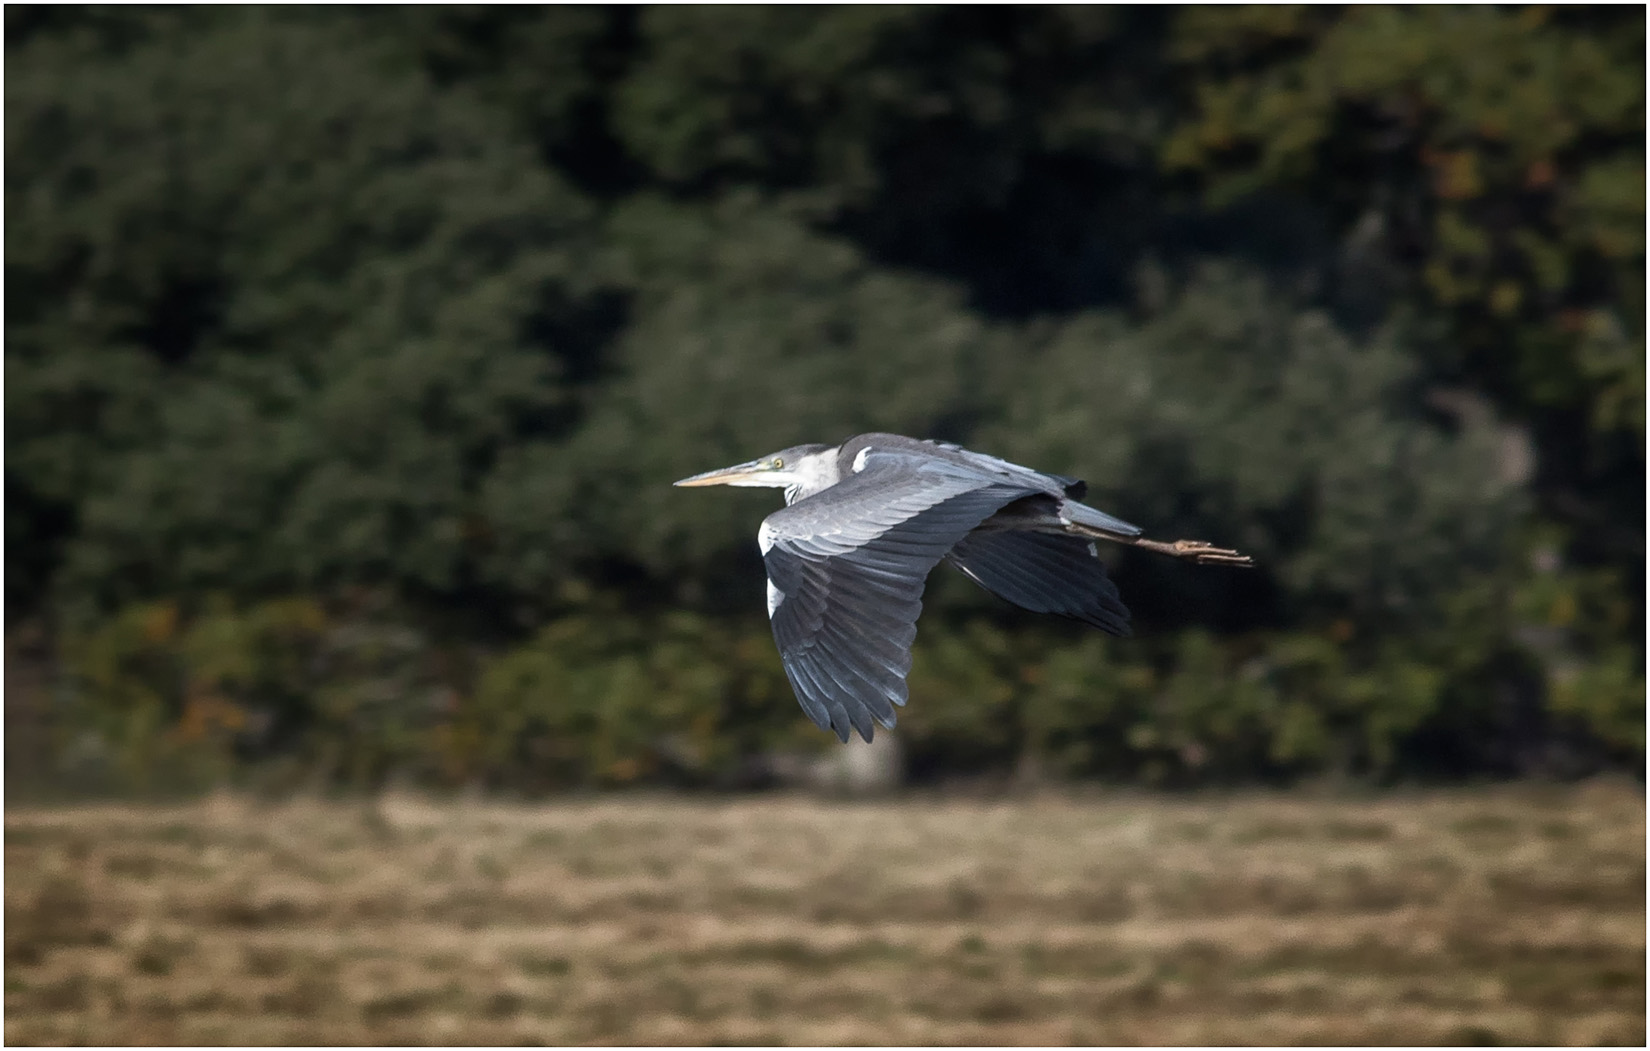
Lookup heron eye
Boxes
[771,458,785,469]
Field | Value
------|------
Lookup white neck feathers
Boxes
[782,447,842,505]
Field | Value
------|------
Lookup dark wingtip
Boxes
[1073,608,1131,637]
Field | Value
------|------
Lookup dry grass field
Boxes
[5,782,1644,1045]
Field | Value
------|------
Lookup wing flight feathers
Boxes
[947,531,1131,636]
[760,452,1041,741]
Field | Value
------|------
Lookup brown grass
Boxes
[5,782,1644,1045]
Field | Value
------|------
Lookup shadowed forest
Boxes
[5,6,1644,792]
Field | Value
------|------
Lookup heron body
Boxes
[675,433,1250,743]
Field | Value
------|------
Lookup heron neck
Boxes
[781,448,842,505]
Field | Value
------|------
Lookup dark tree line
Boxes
[6,6,1642,792]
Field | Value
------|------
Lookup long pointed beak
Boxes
[673,461,768,487]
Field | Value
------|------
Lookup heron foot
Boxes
[1132,537,1254,567]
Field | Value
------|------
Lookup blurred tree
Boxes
[380,5,644,197]
[610,5,1180,313]
[1165,5,1644,577]
[982,266,1527,630]
[5,5,1640,790]
[7,10,596,618]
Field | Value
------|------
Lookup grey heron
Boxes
[675,433,1251,743]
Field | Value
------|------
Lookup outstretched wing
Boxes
[761,452,1041,742]
[947,531,1131,636]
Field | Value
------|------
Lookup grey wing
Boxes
[947,531,1131,636]
[762,455,1040,742]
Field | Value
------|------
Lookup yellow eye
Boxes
[771,458,785,469]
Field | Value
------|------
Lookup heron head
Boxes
[673,444,835,490]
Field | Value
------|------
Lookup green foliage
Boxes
[58,591,1610,793]
[6,6,1642,792]
[984,267,1525,620]
[1169,7,1643,362]
[612,7,1164,201]
[7,10,595,613]
[55,601,201,792]
[469,599,809,788]
[54,593,468,792]
[1165,6,1645,587]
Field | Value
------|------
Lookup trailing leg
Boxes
[1126,537,1252,566]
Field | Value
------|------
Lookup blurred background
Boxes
[4,6,1644,1044]
[7,4,1645,795]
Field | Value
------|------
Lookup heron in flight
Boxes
[675,433,1250,743]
